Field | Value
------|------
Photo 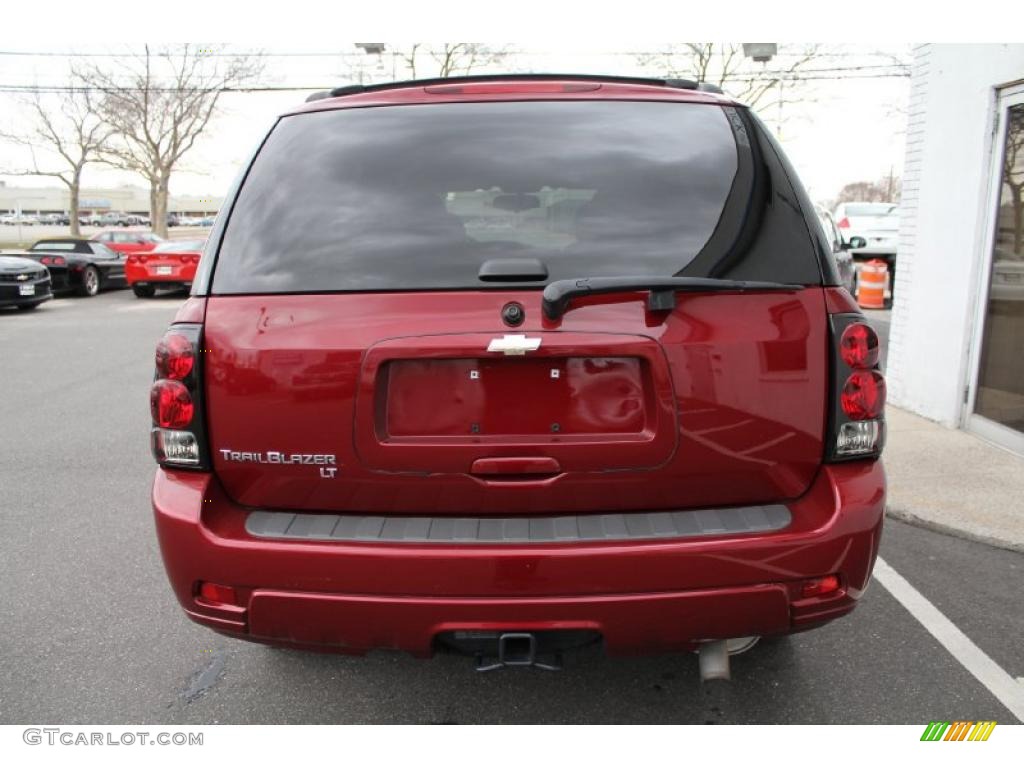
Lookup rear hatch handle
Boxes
[470,456,561,477]
[542,276,803,319]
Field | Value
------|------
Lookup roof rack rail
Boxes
[303,73,723,102]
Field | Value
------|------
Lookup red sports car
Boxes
[92,230,164,255]
[126,239,205,297]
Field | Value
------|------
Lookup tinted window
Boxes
[214,102,747,293]
[90,243,118,258]
[30,241,77,251]
[154,240,205,253]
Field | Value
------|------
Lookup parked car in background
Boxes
[834,202,899,305]
[126,238,205,297]
[92,230,164,255]
[2,214,38,226]
[19,238,127,297]
[815,207,859,295]
[0,255,52,310]
[834,202,899,256]
[97,211,134,227]
[990,249,1024,302]
[149,75,887,672]
[167,213,181,227]
[198,216,216,227]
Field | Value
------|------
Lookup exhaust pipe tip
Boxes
[698,639,731,682]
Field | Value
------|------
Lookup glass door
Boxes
[968,87,1024,453]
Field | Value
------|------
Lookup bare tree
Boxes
[81,45,263,237]
[835,177,901,205]
[639,43,822,114]
[0,77,112,236]
[1002,107,1024,256]
[397,44,508,80]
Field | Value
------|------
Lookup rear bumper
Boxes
[0,282,52,307]
[153,461,885,656]
[126,263,196,285]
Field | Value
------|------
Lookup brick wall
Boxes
[886,45,931,405]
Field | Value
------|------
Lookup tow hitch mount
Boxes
[475,632,562,672]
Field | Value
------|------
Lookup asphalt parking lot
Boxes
[0,290,1020,725]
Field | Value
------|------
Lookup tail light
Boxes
[826,316,886,461]
[150,324,209,469]
[39,256,66,266]
[837,217,850,229]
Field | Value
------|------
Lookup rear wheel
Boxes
[78,266,100,297]
[132,284,156,298]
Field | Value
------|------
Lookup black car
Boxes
[0,255,52,310]
[19,238,128,297]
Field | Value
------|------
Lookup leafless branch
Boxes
[0,74,113,234]
[77,44,264,235]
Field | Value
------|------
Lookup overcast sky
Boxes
[0,44,911,207]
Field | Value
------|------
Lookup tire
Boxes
[78,265,100,297]
[16,302,41,311]
[132,284,156,298]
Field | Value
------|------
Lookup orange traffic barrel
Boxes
[857,259,888,309]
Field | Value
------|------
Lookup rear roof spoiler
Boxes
[305,74,724,102]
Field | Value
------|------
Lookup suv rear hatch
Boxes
[201,96,831,516]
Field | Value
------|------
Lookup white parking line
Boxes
[874,557,1024,722]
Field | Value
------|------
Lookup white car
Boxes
[834,202,899,255]
[990,250,1024,302]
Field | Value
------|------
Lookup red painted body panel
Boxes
[152,460,885,655]
[125,250,200,285]
[173,297,207,324]
[92,231,159,255]
[202,289,829,514]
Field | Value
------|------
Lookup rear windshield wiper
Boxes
[542,276,803,320]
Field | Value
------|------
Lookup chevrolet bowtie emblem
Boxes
[486,334,542,356]
[16,274,29,281]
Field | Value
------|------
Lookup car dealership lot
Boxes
[0,292,1020,725]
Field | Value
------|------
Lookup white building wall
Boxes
[887,44,1024,427]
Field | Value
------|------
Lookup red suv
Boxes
[150,75,885,676]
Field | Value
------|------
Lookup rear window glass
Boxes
[213,101,752,293]
[31,242,77,251]
[154,240,205,253]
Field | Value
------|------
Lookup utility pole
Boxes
[777,78,784,139]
